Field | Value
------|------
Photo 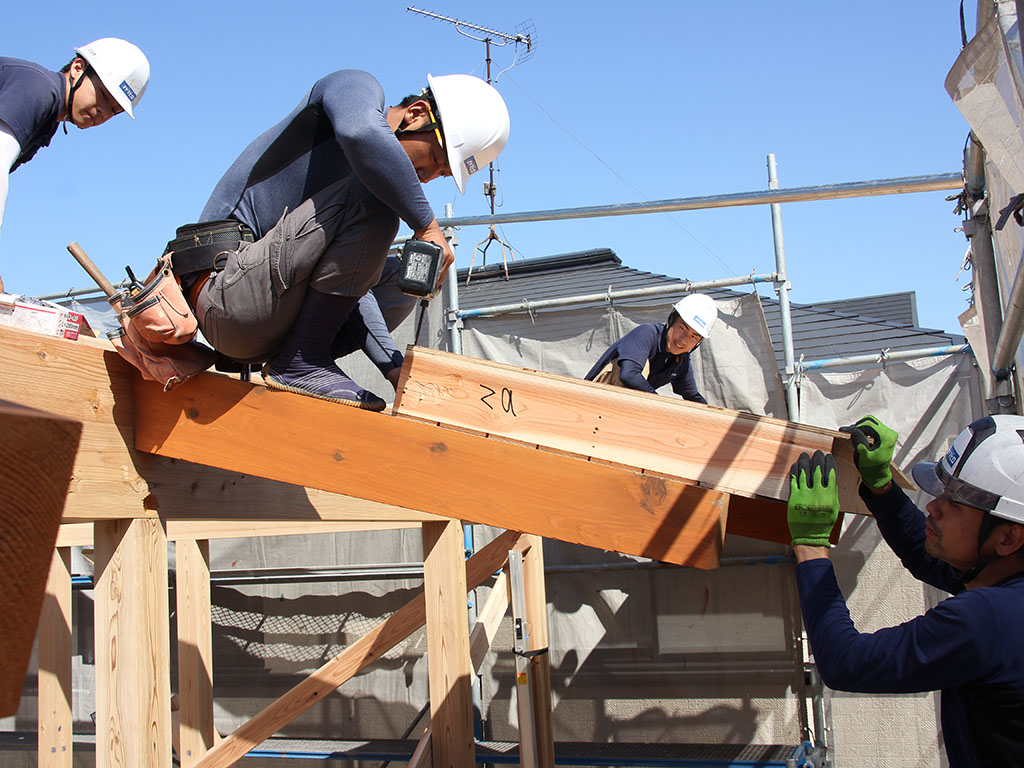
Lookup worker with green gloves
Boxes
[787,414,1024,767]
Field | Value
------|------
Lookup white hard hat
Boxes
[74,38,150,118]
[427,73,510,194]
[671,294,719,338]
[912,415,1024,524]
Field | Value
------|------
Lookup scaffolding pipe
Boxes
[797,344,972,372]
[443,203,464,355]
[40,174,960,306]
[460,272,778,319]
[962,135,1008,404]
[438,173,962,229]
[767,154,800,421]
[991,254,1024,381]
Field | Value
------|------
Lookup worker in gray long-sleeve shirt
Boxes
[173,69,510,410]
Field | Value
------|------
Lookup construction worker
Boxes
[0,39,149,292]
[787,415,1024,767]
[171,70,510,410]
[584,293,718,403]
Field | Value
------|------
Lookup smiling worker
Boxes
[585,293,718,403]
[788,415,1024,767]
[0,39,150,292]
[173,70,509,410]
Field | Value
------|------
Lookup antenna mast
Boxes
[407,7,535,276]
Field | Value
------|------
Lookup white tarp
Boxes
[946,3,1024,403]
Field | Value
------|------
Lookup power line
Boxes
[503,73,739,276]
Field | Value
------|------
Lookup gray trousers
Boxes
[334,259,418,374]
[194,176,401,363]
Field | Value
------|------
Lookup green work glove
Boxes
[839,415,897,489]
[787,450,840,548]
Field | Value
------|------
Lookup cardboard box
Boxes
[0,293,86,341]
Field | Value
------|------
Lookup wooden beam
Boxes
[57,519,426,548]
[193,530,526,768]
[422,521,475,768]
[133,372,729,569]
[54,523,94,548]
[0,325,449,524]
[0,399,81,717]
[394,347,868,513]
[93,518,172,767]
[38,547,73,768]
[176,539,216,766]
[726,495,842,547]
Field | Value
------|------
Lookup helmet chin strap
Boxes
[959,512,1006,584]
[63,66,87,135]
[394,98,444,145]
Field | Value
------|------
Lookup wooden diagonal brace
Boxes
[193,529,526,768]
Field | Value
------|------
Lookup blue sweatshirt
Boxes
[200,69,434,238]
[798,484,1024,767]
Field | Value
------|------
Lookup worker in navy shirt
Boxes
[0,39,149,292]
[585,293,718,403]
[184,70,510,410]
[787,415,1024,767]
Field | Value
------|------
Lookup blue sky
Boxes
[2,2,975,334]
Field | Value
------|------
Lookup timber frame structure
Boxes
[0,322,891,766]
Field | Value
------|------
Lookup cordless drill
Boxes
[397,239,444,298]
[397,239,445,345]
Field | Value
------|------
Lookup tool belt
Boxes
[164,219,256,277]
[100,220,257,385]
[109,254,200,345]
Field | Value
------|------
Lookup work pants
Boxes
[194,176,401,363]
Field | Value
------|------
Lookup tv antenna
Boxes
[407,7,535,279]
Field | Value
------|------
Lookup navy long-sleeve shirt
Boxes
[797,484,1024,767]
[584,322,706,403]
[200,69,434,238]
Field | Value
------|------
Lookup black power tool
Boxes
[396,239,446,346]
[397,239,444,298]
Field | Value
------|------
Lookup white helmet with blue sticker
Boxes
[672,293,719,339]
[75,38,150,119]
[427,73,510,194]
[912,414,1024,524]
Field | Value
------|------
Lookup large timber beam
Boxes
[132,368,729,569]
[394,346,868,513]
[0,324,447,526]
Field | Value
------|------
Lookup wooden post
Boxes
[422,520,475,768]
[176,538,216,765]
[522,534,555,768]
[38,547,73,768]
[93,518,171,768]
